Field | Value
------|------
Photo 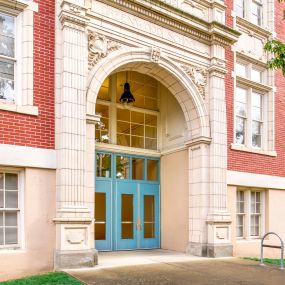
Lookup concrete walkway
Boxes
[67,250,285,285]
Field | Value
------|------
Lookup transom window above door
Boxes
[96,152,159,182]
[95,71,158,150]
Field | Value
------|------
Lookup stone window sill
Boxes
[231,143,277,157]
[0,102,39,116]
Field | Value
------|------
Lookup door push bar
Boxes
[260,232,284,270]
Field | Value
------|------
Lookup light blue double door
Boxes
[95,152,160,251]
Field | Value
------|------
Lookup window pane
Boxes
[121,194,133,239]
[117,121,130,134]
[132,158,144,180]
[131,124,144,136]
[5,173,18,190]
[0,191,3,208]
[235,117,245,144]
[145,138,157,150]
[145,114,157,126]
[236,102,247,117]
[116,156,130,179]
[252,92,262,108]
[236,88,247,103]
[0,228,3,245]
[235,0,244,17]
[252,121,261,147]
[252,107,262,121]
[0,60,14,102]
[0,173,3,189]
[147,160,158,181]
[251,2,262,25]
[5,211,17,226]
[96,104,109,118]
[251,69,262,82]
[0,212,2,226]
[0,14,14,57]
[5,228,17,244]
[117,108,130,121]
[96,153,112,178]
[236,63,246,77]
[117,134,130,147]
[5,191,18,208]
[131,112,144,124]
[97,77,110,101]
[131,136,144,149]
[145,126,157,138]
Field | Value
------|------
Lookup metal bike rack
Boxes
[260,232,284,270]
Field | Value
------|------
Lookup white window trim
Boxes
[0,168,25,250]
[236,188,265,240]
[0,1,39,116]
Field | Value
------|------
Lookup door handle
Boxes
[136,218,142,230]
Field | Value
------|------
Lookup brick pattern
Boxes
[226,1,285,176]
[0,0,55,149]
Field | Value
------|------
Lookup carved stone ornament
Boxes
[151,47,161,63]
[88,32,121,70]
[182,65,207,99]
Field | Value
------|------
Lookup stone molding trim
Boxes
[181,64,207,99]
[93,0,240,47]
[0,0,28,14]
[88,31,121,70]
[236,76,273,93]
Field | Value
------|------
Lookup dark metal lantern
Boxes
[119,82,135,104]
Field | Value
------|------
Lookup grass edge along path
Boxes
[0,272,84,285]
[243,257,285,266]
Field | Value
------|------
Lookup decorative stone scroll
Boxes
[151,47,161,63]
[88,32,121,70]
[182,65,207,99]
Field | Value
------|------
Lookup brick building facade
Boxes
[0,0,285,281]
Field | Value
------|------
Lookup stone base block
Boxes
[186,242,233,258]
[54,249,98,270]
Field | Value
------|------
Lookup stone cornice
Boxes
[0,0,28,15]
[236,52,267,68]
[185,136,212,147]
[236,16,272,38]
[93,0,240,47]
[236,76,273,93]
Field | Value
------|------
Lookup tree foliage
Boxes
[264,0,285,76]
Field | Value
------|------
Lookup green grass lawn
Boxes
[0,272,83,285]
[243,257,285,266]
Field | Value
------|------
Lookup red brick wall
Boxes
[0,0,55,149]
[226,1,285,177]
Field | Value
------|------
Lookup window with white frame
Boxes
[236,189,264,239]
[235,87,263,148]
[0,172,19,247]
[0,13,15,103]
[235,0,263,26]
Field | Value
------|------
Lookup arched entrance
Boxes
[86,48,210,252]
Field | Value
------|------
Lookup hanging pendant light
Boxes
[119,72,135,104]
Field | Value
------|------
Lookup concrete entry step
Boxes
[96,249,202,268]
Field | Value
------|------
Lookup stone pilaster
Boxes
[206,43,232,257]
[54,0,97,269]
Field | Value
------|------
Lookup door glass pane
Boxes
[95,193,106,240]
[132,158,144,180]
[147,160,158,181]
[116,156,130,179]
[144,195,155,238]
[121,194,133,239]
[96,153,112,178]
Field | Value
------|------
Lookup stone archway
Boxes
[86,47,210,141]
